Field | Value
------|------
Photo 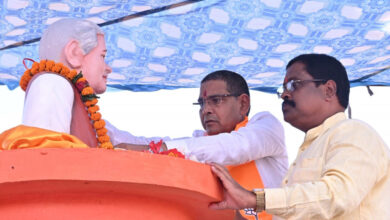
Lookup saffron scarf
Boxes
[0,125,88,150]
[228,116,272,220]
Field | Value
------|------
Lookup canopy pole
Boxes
[366,86,374,96]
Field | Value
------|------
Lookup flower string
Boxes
[20,59,113,149]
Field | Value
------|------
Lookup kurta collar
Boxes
[304,112,346,143]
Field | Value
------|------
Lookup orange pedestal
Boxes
[0,148,234,219]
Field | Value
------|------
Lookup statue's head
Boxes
[39,18,112,94]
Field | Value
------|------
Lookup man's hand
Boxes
[209,163,257,210]
[114,143,149,151]
[114,142,168,152]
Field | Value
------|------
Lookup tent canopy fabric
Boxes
[1,0,390,92]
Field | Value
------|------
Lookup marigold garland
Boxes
[93,119,106,130]
[82,87,94,96]
[96,127,108,136]
[88,105,99,114]
[85,99,98,107]
[20,59,113,149]
[98,135,110,143]
[90,112,102,121]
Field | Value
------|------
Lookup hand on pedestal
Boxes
[209,163,257,211]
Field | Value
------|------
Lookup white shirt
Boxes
[107,111,288,188]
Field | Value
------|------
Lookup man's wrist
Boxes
[253,189,265,212]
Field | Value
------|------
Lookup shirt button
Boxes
[292,162,296,166]
[284,180,288,184]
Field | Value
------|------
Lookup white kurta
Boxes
[169,111,288,188]
[107,110,288,188]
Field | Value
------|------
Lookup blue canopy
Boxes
[1,0,390,92]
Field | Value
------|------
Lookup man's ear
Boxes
[63,39,84,69]
[239,94,250,116]
[324,80,337,101]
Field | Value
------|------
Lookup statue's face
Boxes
[81,34,112,94]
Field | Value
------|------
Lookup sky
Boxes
[0,85,389,163]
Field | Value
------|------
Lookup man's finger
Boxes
[211,163,232,179]
[211,164,238,189]
[209,201,227,210]
[211,164,229,182]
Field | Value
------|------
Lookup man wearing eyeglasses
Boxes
[209,54,390,220]
[110,70,288,220]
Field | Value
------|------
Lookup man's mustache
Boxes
[203,117,218,122]
[282,99,296,108]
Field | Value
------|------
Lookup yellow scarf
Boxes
[0,125,88,150]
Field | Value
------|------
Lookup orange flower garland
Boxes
[20,59,113,149]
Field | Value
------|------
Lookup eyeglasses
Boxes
[277,79,326,98]
[193,94,239,109]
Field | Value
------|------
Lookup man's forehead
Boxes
[284,62,311,81]
[199,80,228,96]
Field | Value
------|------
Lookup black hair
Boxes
[287,54,350,108]
[201,70,250,97]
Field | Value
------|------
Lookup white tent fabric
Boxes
[1,0,390,92]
